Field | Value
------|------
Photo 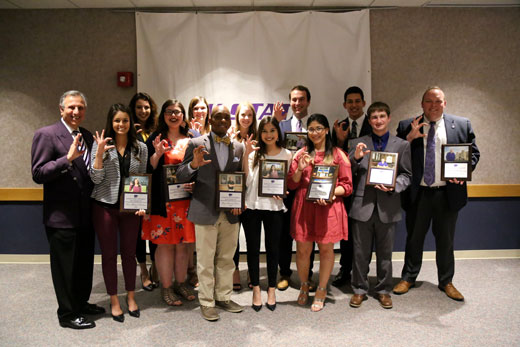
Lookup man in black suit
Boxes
[31,90,104,329]
[331,86,372,287]
[393,86,480,301]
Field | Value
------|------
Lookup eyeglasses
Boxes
[165,109,182,116]
[307,127,326,134]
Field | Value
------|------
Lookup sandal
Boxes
[233,269,242,291]
[311,287,327,312]
[174,281,196,301]
[161,287,182,306]
[140,271,153,292]
[297,282,310,306]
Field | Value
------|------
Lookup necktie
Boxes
[72,130,90,168]
[296,119,302,132]
[349,120,358,139]
[215,135,231,145]
[424,121,436,186]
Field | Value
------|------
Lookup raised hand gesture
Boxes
[297,151,312,172]
[93,129,115,154]
[67,132,85,162]
[273,101,286,122]
[333,119,349,146]
[190,119,203,134]
[244,133,259,155]
[191,145,211,169]
[406,115,427,142]
[354,142,370,160]
[152,134,170,158]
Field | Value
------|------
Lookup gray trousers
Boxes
[351,210,395,295]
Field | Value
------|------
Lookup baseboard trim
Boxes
[1,250,518,264]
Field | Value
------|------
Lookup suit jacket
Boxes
[348,134,412,223]
[176,134,245,225]
[90,141,148,204]
[396,113,480,211]
[332,115,372,152]
[279,116,294,137]
[31,120,94,228]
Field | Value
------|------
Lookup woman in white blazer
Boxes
[90,103,147,323]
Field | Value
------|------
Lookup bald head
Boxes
[209,104,232,137]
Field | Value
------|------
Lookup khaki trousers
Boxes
[195,212,239,307]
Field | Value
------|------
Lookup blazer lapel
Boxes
[206,135,220,171]
[444,114,457,144]
[56,121,73,154]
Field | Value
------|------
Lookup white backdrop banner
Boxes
[136,10,371,122]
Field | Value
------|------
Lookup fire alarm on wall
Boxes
[117,72,133,87]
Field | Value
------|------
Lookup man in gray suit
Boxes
[176,105,245,321]
[393,87,480,301]
[348,102,412,309]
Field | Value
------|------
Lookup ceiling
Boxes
[1,0,519,10]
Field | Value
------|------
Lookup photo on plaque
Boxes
[258,159,287,198]
[284,132,307,152]
[366,151,398,188]
[163,164,191,201]
[120,174,151,213]
[305,164,339,202]
[217,172,245,210]
[441,144,472,181]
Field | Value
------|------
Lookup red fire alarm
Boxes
[117,72,133,87]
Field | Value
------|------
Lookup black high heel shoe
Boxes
[265,302,276,311]
[126,297,140,318]
[251,303,262,312]
[111,305,124,323]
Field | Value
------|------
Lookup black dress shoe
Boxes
[59,316,95,329]
[265,302,276,311]
[111,304,125,323]
[80,303,106,315]
[332,270,350,287]
[251,304,262,312]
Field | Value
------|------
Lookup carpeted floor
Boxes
[1,258,519,347]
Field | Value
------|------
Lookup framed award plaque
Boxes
[305,164,339,203]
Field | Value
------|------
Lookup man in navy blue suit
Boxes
[393,87,480,301]
[31,91,104,329]
[274,85,316,291]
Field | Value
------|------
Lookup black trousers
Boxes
[338,217,354,274]
[278,191,315,278]
[401,187,458,286]
[45,226,95,320]
[242,209,284,288]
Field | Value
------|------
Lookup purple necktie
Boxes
[424,121,436,186]
[296,119,302,132]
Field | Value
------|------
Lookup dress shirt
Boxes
[420,115,447,187]
[290,114,309,132]
[211,132,229,171]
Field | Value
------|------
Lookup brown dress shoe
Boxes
[378,294,393,309]
[349,294,367,308]
[200,306,220,321]
[439,283,464,301]
[393,280,414,295]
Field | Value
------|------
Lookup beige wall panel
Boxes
[0,8,519,187]
[370,7,520,184]
[0,9,136,187]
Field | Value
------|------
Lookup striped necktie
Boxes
[72,130,90,168]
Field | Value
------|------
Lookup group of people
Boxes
[31,84,479,328]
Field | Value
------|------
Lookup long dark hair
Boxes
[129,92,158,135]
[104,103,140,155]
[306,113,334,164]
[156,99,190,140]
[188,96,210,135]
[234,102,258,142]
[253,116,283,169]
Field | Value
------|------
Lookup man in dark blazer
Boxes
[331,86,372,287]
[347,102,411,309]
[393,87,480,301]
[176,105,245,321]
[274,85,317,291]
[31,90,104,329]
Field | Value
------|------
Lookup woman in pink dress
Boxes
[142,99,196,306]
[287,113,353,312]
